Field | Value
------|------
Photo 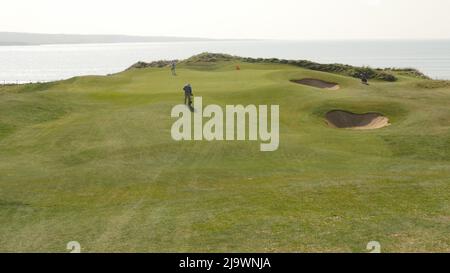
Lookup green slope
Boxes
[0,55,449,252]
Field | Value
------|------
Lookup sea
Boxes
[1,39,450,83]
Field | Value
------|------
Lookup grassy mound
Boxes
[416,80,450,89]
[129,52,436,82]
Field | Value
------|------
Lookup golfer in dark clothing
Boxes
[183,83,193,106]
[360,72,369,85]
[171,61,177,76]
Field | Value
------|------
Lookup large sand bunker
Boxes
[291,78,340,90]
[325,110,390,130]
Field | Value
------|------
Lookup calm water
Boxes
[1,40,450,83]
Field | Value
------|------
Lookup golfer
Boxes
[183,83,193,106]
[171,61,177,76]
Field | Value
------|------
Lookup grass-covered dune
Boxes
[0,53,449,252]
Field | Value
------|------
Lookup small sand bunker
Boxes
[291,78,340,90]
[326,110,390,130]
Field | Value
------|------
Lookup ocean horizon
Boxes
[1,39,450,83]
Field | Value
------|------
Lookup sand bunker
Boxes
[325,110,390,130]
[291,78,340,90]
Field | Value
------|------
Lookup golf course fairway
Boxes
[0,53,449,252]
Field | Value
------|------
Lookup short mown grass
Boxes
[0,56,449,252]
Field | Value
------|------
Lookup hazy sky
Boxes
[2,0,450,39]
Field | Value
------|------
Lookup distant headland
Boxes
[0,32,222,46]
